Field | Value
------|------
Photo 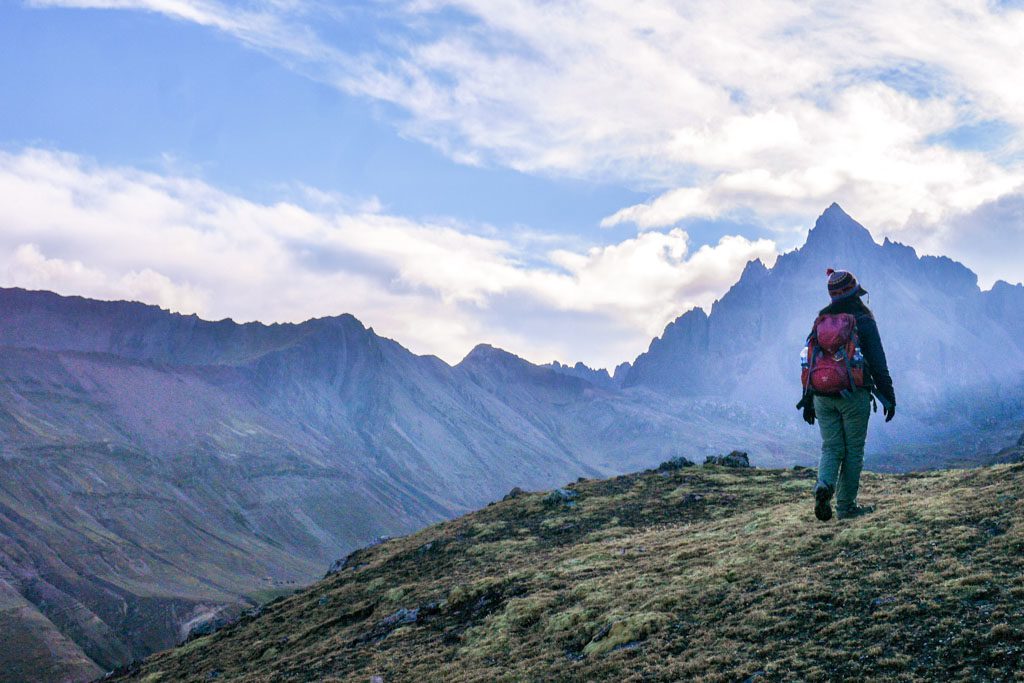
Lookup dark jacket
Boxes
[808,296,896,408]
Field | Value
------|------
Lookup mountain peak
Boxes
[459,343,524,367]
[802,203,877,253]
[812,202,866,234]
[740,257,769,278]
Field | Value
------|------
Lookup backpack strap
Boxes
[842,345,857,394]
[804,345,819,393]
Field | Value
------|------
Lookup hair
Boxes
[821,292,873,317]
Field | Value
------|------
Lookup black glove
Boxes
[884,404,896,422]
[803,404,816,425]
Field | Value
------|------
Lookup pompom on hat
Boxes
[826,268,867,301]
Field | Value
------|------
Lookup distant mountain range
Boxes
[0,291,771,681]
[1,203,1022,680]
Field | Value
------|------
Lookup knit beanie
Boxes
[826,268,866,301]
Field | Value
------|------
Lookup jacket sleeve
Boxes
[856,314,895,407]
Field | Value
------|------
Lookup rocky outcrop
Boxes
[705,451,752,468]
[654,456,696,472]
[502,487,527,501]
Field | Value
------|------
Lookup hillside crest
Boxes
[108,460,1024,681]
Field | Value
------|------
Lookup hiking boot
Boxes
[837,504,875,520]
[813,482,834,521]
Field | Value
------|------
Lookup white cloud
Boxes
[28,0,341,60]
[30,0,1024,275]
[5,243,209,313]
[903,191,1024,289]
[0,148,775,367]
[543,230,776,336]
[603,83,1024,234]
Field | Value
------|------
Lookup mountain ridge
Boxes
[0,292,777,681]
[622,204,1024,459]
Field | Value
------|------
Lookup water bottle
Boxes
[853,346,863,365]
[800,346,809,369]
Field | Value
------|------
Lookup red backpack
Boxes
[801,313,866,395]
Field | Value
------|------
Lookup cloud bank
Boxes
[14,1,1024,360]
[32,0,1024,240]
[0,148,776,366]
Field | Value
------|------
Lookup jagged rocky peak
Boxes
[882,235,917,257]
[740,257,769,278]
[660,307,710,342]
[458,343,542,376]
[625,201,1024,410]
[611,361,632,384]
[460,343,516,364]
[721,257,772,302]
[546,360,619,389]
[991,279,1024,294]
[802,202,878,255]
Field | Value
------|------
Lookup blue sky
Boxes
[0,4,646,236]
[1,1,1023,366]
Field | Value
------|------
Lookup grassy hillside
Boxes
[110,461,1024,682]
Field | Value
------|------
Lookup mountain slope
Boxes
[0,290,775,680]
[108,461,1024,682]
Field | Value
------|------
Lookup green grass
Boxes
[110,462,1024,682]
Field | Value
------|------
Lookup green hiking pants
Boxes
[813,389,871,514]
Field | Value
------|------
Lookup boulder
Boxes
[380,607,419,627]
[503,487,527,501]
[656,456,695,472]
[544,488,579,506]
[324,555,351,576]
[704,451,751,468]
[324,535,393,577]
[182,612,231,642]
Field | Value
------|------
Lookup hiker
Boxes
[797,269,896,521]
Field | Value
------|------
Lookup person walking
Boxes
[797,269,896,521]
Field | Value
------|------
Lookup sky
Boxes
[2,0,1023,368]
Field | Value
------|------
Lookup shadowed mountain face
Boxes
[623,204,1024,462]
[1,204,1023,680]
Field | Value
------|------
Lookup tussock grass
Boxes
[110,463,1024,682]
